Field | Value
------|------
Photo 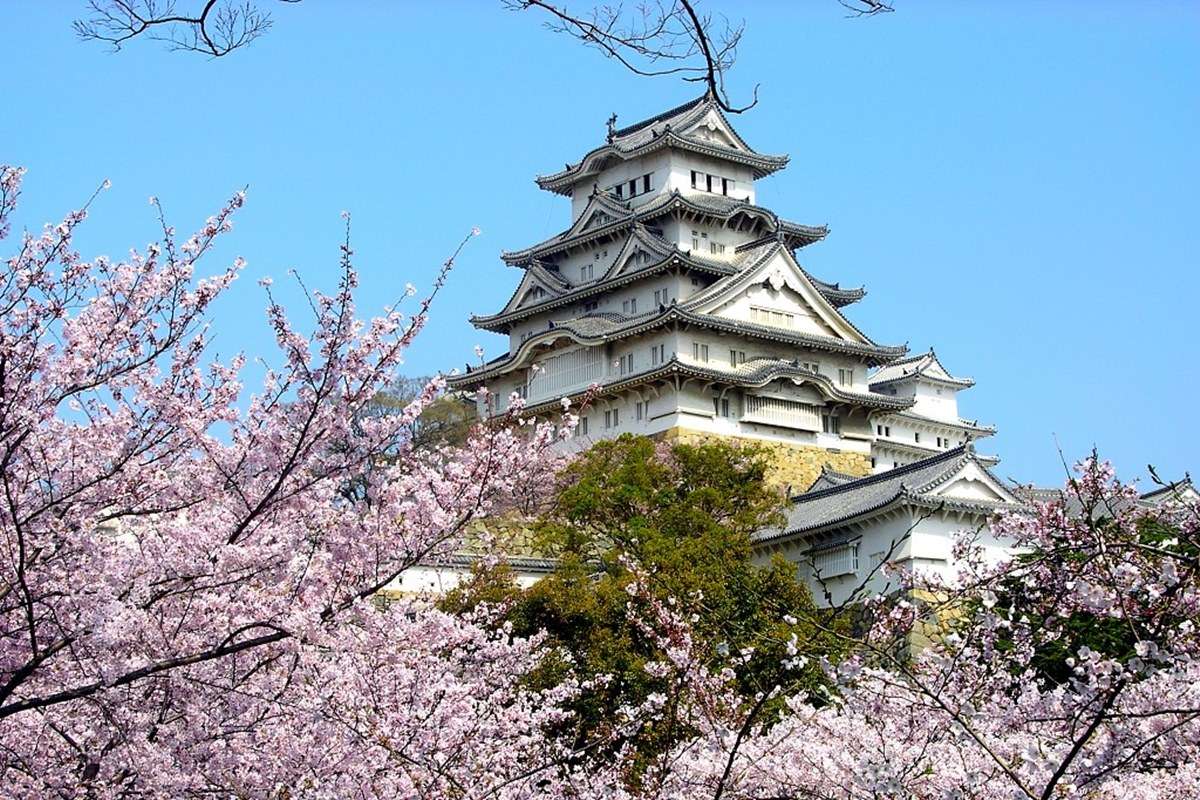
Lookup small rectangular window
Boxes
[710,242,726,255]
[838,368,853,387]
[692,342,709,362]
[691,170,699,188]
[583,300,598,312]
[822,414,841,435]
[614,184,623,199]
[914,432,921,443]
[730,349,746,366]
[723,178,734,196]
[706,174,714,193]
[650,343,665,365]
[605,408,620,429]
[643,174,651,193]
[576,416,589,437]
[713,396,731,418]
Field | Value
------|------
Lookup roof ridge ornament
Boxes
[606,112,617,143]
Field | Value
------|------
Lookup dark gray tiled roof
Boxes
[755,446,1017,542]
[869,349,974,389]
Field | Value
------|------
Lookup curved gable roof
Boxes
[535,95,788,194]
[869,349,975,389]
[684,241,878,347]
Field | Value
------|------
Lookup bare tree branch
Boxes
[75,1,894,109]
[839,0,895,18]
[504,0,759,113]
[73,0,298,57]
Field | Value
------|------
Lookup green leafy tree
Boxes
[444,434,850,768]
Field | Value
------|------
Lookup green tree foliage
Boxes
[443,434,850,766]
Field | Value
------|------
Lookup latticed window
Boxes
[743,396,820,431]
[811,543,858,578]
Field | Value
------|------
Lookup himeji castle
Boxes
[421,93,1192,605]
[449,92,996,490]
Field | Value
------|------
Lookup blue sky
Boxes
[2,1,1197,487]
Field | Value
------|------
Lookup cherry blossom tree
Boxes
[622,457,1200,799]
[0,164,591,798]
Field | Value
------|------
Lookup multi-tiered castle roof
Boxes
[450,93,994,485]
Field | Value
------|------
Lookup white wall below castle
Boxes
[390,563,547,596]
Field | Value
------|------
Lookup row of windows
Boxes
[876,424,964,449]
[582,287,672,315]
[690,170,735,196]
[690,230,727,255]
[612,172,653,199]
[749,306,796,329]
[574,400,656,438]
[573,393,844,435]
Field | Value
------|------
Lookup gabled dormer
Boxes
[869,350,975,424]
[685,241,879,347]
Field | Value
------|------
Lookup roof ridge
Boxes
[790,446,968,503]
[611,94,710,138]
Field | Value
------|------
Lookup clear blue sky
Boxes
[3,1,1197,487]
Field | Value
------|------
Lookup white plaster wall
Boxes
[393,563,546,595]
[911,381,960,422]
[758,511,1014,608]
[665,151,756,204]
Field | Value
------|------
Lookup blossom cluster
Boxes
[0,167,581,798]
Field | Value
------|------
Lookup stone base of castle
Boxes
[655,428,871,492]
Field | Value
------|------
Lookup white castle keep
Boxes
[450,92,997,491]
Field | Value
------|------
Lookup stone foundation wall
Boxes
[656,428,871,492]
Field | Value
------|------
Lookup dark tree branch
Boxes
[839,0,895,18]
[505,0,758,113]
[75,1,894,110]
[73,0,299,57]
